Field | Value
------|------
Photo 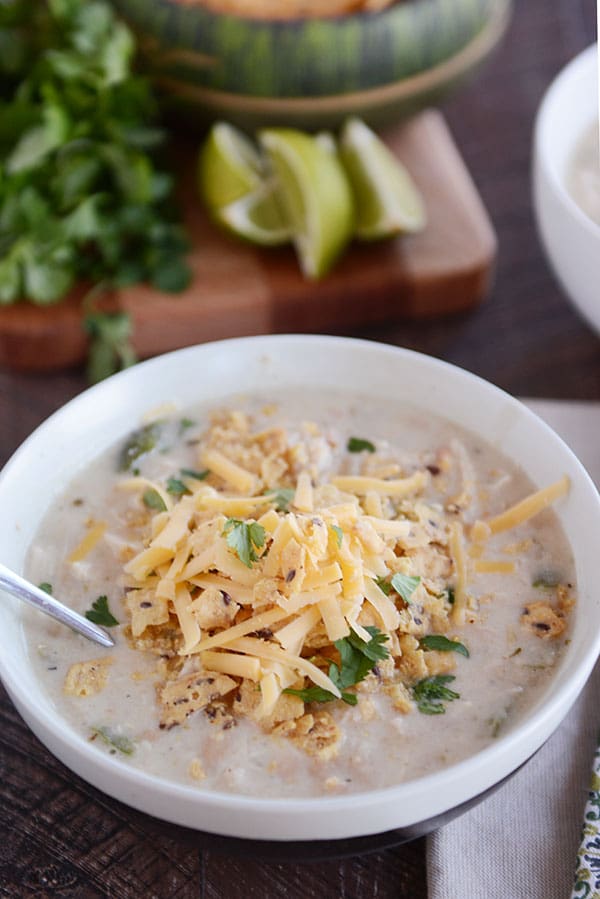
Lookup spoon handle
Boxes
[0,563,114,648]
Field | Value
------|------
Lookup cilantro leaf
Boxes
[84,311,137,384]
[284,686,335,703]
[180,468,209,481]
[166,476,191,496]
[85,595,119,627]
[532,571,560,589]
[223,518,266,568]
[330,628,389,690]
[420,635,469,658]
[346,626,390,665]
[38,581,53,595]
[6,103,69,174]
[347,436,376,453]
[118,422,160,471]
[0,0,190,382]
[151,257,191,293]
[333,641,369,689]
[391,573,421,604]
[285,686,359,706]
[339,691,358,706]
[0,252,21,304]
[412,675,460,715]
[92,725,134,755]
[284,626,389,707]
[375,576,391,596]
[264,487,295,512]
[330,525,343,548]
[143,488,167,512]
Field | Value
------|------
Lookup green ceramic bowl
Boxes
[111,0,512,130]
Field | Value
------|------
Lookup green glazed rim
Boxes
[114,0,510,99]
[149,0,510,115]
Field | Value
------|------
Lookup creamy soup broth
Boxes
[23,390,575,798]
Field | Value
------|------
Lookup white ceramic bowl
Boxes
[533,43,600,335]
[1,335,600,847]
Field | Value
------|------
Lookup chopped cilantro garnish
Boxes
[412,675,460,715]
[223,519,266,568]
[85,595,119,627]
[92,726,134,755]
[347,437,376,453]
[118,423,161,472]
[341,627,390,672]
[375,575,392,596]
[331,525,343,548]
[180,468,209,481]
[284,626,390,707]
[420,635,469,658]
[284,685,358,706]
[489,718,503,738]
[264,487,295,512]
[391,573,421,603]
[532,571,560,589]
[179,418,195,432]
[143,488,167,512]
[166,476,191,496]
[38,582,53,595]
[445,586,456,605]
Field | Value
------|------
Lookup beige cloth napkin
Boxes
[427,400,600,899]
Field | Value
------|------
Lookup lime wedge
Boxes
[315,131,337,156]
[259,128,355,279]
[198,122,264,211]
[339,117,426,241]
[219,179,291,246]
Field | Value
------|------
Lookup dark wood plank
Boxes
[0,0,597,896]
[203,848,427,899]
[0,684,201,898]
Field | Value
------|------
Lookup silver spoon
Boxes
[0,562,115,648]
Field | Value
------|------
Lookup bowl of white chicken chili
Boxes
[1,334,599,849]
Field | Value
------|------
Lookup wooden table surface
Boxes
[0,1,597,896]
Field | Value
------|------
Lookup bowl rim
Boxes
[2,333,600,841]
[533,42,600,240]
[151,0,511,112]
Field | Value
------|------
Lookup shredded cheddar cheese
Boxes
[449,522,468,625]
[112,407,573,761]
[474,559,516,574]
[68,520,107,563]
[476,476,570,537]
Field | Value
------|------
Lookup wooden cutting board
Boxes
[0,110,496,372]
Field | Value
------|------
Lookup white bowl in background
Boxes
[533,43,600,335]
[1,335,600,848]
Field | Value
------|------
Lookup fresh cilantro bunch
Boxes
[0,0,190,378]
[285,626,390,707]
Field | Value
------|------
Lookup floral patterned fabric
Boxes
[572,732,600,899]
